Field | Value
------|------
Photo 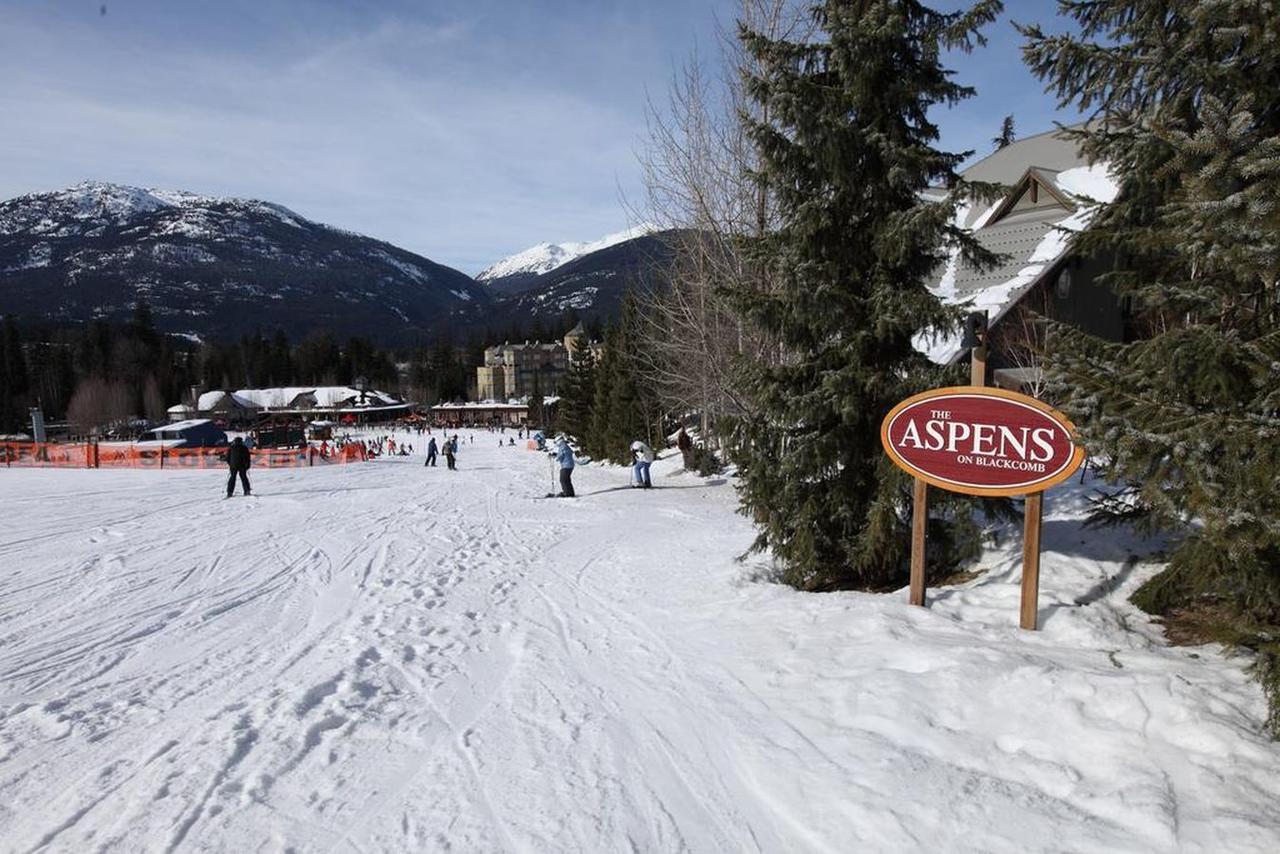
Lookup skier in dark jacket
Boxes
[226,436,252,498]
[425,436,438,467]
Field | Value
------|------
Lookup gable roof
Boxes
[914,130,1119,365]
[981,166,1078,228]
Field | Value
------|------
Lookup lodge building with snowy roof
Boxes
[917,126,1129,393]
[179,385,410,426]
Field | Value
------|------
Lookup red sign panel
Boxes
[880,386,1084,496]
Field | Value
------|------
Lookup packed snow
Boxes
[1,434,1278,852]
[477,225,655,282]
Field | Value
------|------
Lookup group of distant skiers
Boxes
[223,424,700,499]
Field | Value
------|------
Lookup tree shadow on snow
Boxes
[583,482,726,496]
[1037,518,1165,563]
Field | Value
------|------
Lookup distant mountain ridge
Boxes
[0,181,487,344]
[0,182,679,345]
[477,225,656,296]
[460,229,683,334]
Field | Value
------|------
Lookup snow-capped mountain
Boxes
[477,224,655,295]
[460,229,684,335]
[0,182,487,344]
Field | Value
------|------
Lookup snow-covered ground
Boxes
[1,432,1278,852]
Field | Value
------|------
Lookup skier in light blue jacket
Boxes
[554,436,576,498]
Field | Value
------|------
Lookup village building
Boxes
[189,385,410,426]
[918,127,1126,394]
[139,419,227,448]
[429,399,559,429]
[475,323,602,401]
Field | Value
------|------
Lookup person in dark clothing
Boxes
[677,427,694,470]
[444,435,457,470]
[226,436,252,498]
[425,436,438,467]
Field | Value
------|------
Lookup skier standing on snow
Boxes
[444,435,458,470]
[630,439,654,489]
[554,436,575,498]
[425,436,437,467]
[226,436,252,498]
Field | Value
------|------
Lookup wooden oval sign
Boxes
[880,386,1084,496]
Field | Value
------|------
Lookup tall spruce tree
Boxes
[558,346,598,445]
[1023,1,1280,732]
[732,0,1001,590]
[1,315,30,431]
[586,325,618,460]
[580,294,662,463]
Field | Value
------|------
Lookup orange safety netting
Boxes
[0,442,92,468]
[1,442,369,470]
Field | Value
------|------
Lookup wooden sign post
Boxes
[1020,492,1044,629]
[909,477,928,606]
[880,376,1083,630]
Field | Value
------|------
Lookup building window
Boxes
[1055,266,1072,299]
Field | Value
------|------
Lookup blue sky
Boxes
[0,0,1080,274]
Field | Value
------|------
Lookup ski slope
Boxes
[1,433,1278,852]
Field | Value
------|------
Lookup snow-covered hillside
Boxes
[0,181,485,344]
[476,224,654,285]
[0,439,1277,851]
[0,181,305,235]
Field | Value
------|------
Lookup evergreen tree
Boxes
[731,0,1001,590]
[528,370,545,431]
[2,315,29,399]
[992,114,1016,149]
[558,346,598,445]
[585,292,661,463]
[0,315,31,431]
[587,324,622,461]
[1023,0,1280,732]
[270,329,293,386]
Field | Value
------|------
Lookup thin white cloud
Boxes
[0,2,697,273]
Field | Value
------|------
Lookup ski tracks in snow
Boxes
[3,441,1280,852]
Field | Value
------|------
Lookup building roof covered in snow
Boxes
[197,390,259,412]
[916,127,1120,365]
[196,386,403,413]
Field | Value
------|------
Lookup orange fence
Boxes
[1,442,368,470]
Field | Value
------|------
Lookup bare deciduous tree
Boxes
[988,287,1051,400]
[630,0,811,447]
[67,377,134,434]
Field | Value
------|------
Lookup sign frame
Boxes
[879,385,1085,498]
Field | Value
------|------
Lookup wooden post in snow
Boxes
[909,478,928,606]
[1020,493,1044,630]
